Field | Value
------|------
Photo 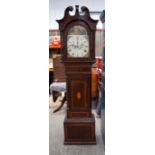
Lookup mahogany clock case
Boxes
[64,64,96,145]
[57,5,98,145]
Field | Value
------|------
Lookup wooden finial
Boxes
[75,5,79,15]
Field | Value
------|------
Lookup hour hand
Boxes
[77,38,79,47]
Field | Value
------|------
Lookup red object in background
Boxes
[52,37,60,46]
[96,57,103,81]
[96,57,102,69]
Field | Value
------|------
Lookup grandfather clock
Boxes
[57,5,98,144]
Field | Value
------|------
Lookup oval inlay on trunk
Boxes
[77,92,81,100]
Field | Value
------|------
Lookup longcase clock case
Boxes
[57,5,98,144]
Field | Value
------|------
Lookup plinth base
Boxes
[64,114,96,145]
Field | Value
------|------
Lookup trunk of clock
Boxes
[64,63,96,144]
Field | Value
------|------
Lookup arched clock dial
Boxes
[67,25,89,58]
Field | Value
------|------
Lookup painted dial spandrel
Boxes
[67,25,89,57]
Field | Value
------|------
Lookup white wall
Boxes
[49,0,105,29]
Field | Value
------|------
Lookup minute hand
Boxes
[77,37,79,47]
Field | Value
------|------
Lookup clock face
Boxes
[67,25,89,58]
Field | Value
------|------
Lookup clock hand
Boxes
[77,37,79,48]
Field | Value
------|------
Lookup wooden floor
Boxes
[49,95,105,155]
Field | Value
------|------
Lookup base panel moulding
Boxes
[64,114,96,145]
